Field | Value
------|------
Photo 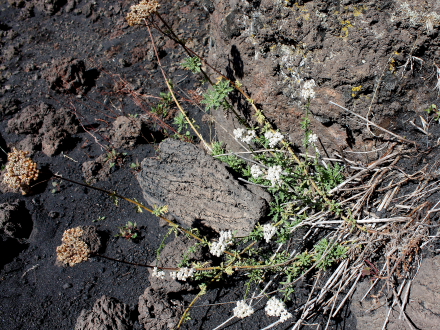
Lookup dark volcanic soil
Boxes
[0,0,440,329]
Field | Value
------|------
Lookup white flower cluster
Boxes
[210,230,234,257]
[233,300,254,319]
[152,267,165,279]
[263,224,277,243]
[170,267,195,281]
[309,133,318,144]
[233,128,256,144]
[266,165,283,186]
[250,164,264,179]
[264,131,284,148]
[301,79,316,100]
[265,297,292,322]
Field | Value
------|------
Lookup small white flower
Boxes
[210,241,226,257]
[176,267,195,281]
[266,165,283,186]
[264,131,284,148]
[234,128,256,144]
[242,130,256,144]
[265,297,291,322]
[152,267,165,279]
[301,79,316,100]
[233,300,254,319]
[169,271,177,280]
[280,310,293,322]
[233,128,246,141]
[251,164,264,179]
[263,224,277,243]
[210,230,234,257]
[309,133,318,144]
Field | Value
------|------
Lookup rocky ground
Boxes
[0,0,440,329]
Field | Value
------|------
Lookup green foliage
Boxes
[51,181,63,194]
[315,162,345,191]
[314,238,348,271]
[173,112,189,133]
[156,227,177,261]
[201,79,234,112]
[178,242,202,268]
[173,112,199,139]
[425,104,440,121]
[106,149,127,168]
[152,92,174,118]
[242,225,264,243]
[130,160,141,171]
[181,56,202,73]
[93,216,106,223]
[132,198,144,213]
[152,204,169,216]
[115,221,139,240]
[110,193,120,207]
[211,141,246,173]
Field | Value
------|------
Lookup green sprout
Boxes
[181,56,202,73]
[201,79,234,112]
[93,216,106,223]
[115,221,139,240]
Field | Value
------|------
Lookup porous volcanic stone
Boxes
[136,138,270,236]
[75,295,132,330]
[0,200,32,239]
[138,287,183,330]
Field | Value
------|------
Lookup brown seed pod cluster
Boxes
[2,148,39,195]
[126,0,160,26]
[56,227,90,267]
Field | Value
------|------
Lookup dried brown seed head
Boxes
[2,148,39,194]
[56,227,91,267]
[126,0,160,26]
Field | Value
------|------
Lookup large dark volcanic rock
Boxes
[137,138,270,236]
[75,295,132,330]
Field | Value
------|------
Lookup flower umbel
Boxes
[170,267,195,281]
[233,128,256,144]
[263,224,277,243]
[266,165,283,186]
[126,0,160,26]
[309,133,318,144]
[152,266,166,279]
[233,300,254,319]
[250,164,264,179]
[209,230,234,257]
[265,297,292,322]
[301,79,316,100]
[264,131,284,148]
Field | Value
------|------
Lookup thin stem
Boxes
[145,24,212,152]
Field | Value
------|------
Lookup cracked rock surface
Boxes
[137,138,271,236]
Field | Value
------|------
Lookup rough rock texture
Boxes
[80,226,102,254]
[110,116,143,149]
[137,138,271,236]
[75,295,132,330]
[351,255,440,330]
[44,57,97,94]
[148,236,202,294]
[7,102,80,156]
[0,200,32,239]
[82,153,115,184]
[138,287,183,330]
[0,98,20,120]
[207,0,440,152]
